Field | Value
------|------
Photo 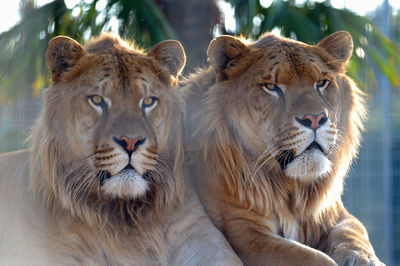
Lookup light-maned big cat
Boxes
[0,33,241,266]
[183,31,383,265]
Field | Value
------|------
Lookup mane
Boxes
[183,40,366,226]
[28,34,185,240]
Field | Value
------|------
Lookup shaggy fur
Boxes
[0,33,241,265]
[183,31,383,265]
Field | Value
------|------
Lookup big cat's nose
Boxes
[112,135,146,154]
[295,112,328,130]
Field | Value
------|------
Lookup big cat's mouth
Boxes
[99,165,150,199]
[98,165,147,186]
[305,141,323,152]
[123,164,135,171]
[122,165,150,181]
[276,142,325,170]
[277,150,295,170]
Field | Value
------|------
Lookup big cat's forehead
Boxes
[57,36,170,88]
[61,53,165,98]
[251,39,329,85]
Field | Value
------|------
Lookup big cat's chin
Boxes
[283,149,332,180]
[101,168,149,199]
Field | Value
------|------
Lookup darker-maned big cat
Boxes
[183,31,383,265]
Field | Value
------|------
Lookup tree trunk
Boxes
[157,0,220,72]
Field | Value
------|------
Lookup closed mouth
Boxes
[98,165,145,185]
[305,141,323,152]
[276,142,324,170]
[123,164,135,171]
[123,165,149,181]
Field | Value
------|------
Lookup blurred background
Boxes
[0,0,399,264]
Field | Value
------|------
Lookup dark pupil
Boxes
[94,97,102,104]
[145,98,153,106]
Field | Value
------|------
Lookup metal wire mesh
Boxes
[0,89,398,265]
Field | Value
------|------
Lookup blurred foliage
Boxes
[0,0,399,101]
[0,0,176,100]
[226,0,400,91]
[0,0,66,100]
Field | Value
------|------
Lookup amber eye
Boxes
[88,94,110,114]
[88,95,105,106]
[315,79,330,92]
[141,96,158,113]
[143,97,155,107]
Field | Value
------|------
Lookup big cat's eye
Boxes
[90,95,104,105]
[143,97,156,107]
[261,83,282,98]
[88,95,109,113]
[315,79,330,93]
[141,96,158,113]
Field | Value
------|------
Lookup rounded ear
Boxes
[46,36,85,82]
[318,31,353,64]
[148,40,186,77]
[207,35,249,70]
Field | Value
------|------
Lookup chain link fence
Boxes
[0,89,399,265]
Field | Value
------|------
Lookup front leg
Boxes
[325,211,383,266]
[165,186,242,266]
[225,219,337,266]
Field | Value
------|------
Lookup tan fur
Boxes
[0,33,241,265]
[183,31,383,265]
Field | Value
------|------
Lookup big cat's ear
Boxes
[207,35,249,70]
[46,36,85,82]
[148,40,186,78]
[318,31,353,65]
[207,35,250,79]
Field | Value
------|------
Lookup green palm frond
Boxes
[0,0,398,102]
[107,0,177,47]
[226,0,400,90]
[0,0,175,102]
[0,0,69,100]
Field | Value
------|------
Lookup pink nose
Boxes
[296,113,327,130]
[119,136,144,152]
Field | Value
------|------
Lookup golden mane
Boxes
[184,71,366,216]
[0,33,242,265]
[27,33,186,263]
[29,34,183,230]
[183,32,380,265]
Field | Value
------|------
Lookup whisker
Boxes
[249,144,282,179]
[57,153,95,184]
[59,153,96,203]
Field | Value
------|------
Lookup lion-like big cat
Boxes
[183,31,383,265]
[0,34,241,265]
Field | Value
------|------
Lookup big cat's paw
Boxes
[335,250,384,266]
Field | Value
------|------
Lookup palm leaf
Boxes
[226,0,400,90]
[0,0,69,100]
[0,0,176,102]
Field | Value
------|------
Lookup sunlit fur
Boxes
[0,34,241,265]
[29,35,184,264]
[183,31,382,265]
